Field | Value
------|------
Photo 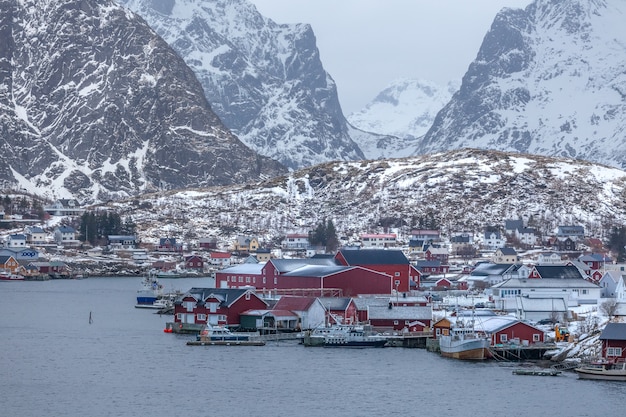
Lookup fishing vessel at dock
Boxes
[439,326,490,360]
[135,272,163,307]
[302,324,387,348]
[575,359,626,381]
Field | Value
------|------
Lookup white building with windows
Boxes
[281,233,309,250]
[492,277,601,312]
[360,233,397,248]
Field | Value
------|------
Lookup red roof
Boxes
[361,233,396,239]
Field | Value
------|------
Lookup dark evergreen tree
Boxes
[608,226,626,262]
[325,219,339,252]
[308,219,339,253]
[121,216,137,235]
[79,212,98,244]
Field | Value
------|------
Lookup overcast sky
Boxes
[250,0,532,114]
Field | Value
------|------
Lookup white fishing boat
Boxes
[196,325,254,342]
[303,324,387,348]
[575,359,626,381]
[439,325,491,360]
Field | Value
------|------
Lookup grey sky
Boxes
[251,0,532,114]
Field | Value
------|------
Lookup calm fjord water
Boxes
[1,277,624,417]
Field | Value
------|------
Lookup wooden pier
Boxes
[385,331,433,348]
[489,344,556,361]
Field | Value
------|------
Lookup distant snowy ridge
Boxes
[416,0,626,169]
[347,79,458,158]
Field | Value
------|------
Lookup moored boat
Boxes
[303,324,387,348]
[439,326,490,360]
[135,272,164,307]
[156,270,183,279]
[0,272,25,281]
[196,325,254,342]
[575,359,626,381]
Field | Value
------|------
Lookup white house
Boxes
[483,230,505,250]
[6,234,27,248]
[492,247,518,264]
[54,226,77,245]
[492,278,601,312]
[536,252,562,264]
[599,271,624,298]
[25,226,48,245]
[107,235,138,250]
[361,233,397,248]
[281,233,309,250]
[516,227,538,246]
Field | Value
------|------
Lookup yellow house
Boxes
[233,236,259,253]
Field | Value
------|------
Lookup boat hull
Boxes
[302,325,388,348]
[439,338,490,360]
[323,339,387,348]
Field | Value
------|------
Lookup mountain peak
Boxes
[1,0,285,202]
[416,0,626,169]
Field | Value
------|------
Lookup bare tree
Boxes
[599,298,618,320]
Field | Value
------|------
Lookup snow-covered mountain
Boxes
[119,0,396,170]
[104,148,626,247]
[416,0,626,169]
[347,79,458,158]
[0,0,285,203]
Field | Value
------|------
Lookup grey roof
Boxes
[220,263,264,275]
[416,260,442,268]
[484,230,501,239]
[353,297,397,309]
[602,270,624,284]
[534,265,584,279]
[450,235,470,243]
[475,316,544,334]
[281,265,352,278]
[368,305,432,320]
[498,247,517,255]
[505,219,524,230]
[557,225,584,234]
[318,297,354,310]
[599,323,626,341]
[271,258,338,273]
[471,263,517,276]
[184,287,268,308]
[338,249,408,265]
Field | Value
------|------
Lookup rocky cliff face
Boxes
[119,0,396,169]
[0,0,285,202]
[415,0,626,169]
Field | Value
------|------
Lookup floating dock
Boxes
[512,368,561,376]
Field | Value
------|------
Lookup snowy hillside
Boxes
[103,149,626,247]
[416,0,626,170]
